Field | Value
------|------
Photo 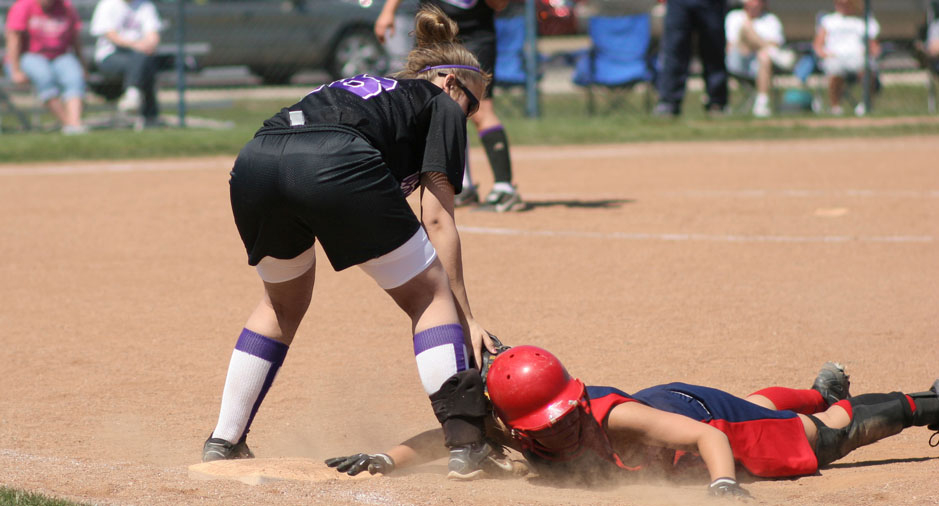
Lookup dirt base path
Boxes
[1,136,937,505]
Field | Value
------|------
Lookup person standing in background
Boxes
[376,0,526,213]
[3,0,87,134]
[654,0,729,117]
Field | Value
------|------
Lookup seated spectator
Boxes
[813,0,881,116]
[915,10,939,74]
[3,0,87,134]
[725,0,795,117]
[89,0,163,126]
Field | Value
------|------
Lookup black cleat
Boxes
[812,361,851,406]
[202,434,254,462]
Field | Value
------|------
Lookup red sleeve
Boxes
[5,0,30,31]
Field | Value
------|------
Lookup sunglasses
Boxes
[438,72,479,117]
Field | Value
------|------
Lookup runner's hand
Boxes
[325,453,395,476]
[708,477,751,500]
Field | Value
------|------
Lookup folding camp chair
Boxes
[571,13,655,115]
[0,78,34,132]
[493,15,536,114]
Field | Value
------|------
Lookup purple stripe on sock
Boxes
[478,125,504,138]
[244,362,280,438]
[413,324,467,371]
[235,328,288,366]
[234,328,287,440]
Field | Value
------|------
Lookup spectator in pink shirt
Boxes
[4,0,87,134]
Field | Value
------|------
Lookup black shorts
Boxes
[461,30,496,97]
[229,127,421,271]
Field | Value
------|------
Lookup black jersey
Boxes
[258,76,466,195]
[422,0,494,35]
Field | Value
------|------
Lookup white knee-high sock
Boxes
[211,328,288,443]
[413,323,468,395]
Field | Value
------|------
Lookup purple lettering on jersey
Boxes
[439,0,478,8]
[399,173,420,197]
[326,74,398,99]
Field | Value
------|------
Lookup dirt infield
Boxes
[1,136,937,505]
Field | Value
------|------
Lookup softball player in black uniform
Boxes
[376,0,525,212]
[202,6,504,480]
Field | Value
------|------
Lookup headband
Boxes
[420,64,482,73]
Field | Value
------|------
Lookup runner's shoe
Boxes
[928,380,939,432]
[812,361,851,406]
[202,434,254,462]
[477,187,525,213]
[447,440,514,480]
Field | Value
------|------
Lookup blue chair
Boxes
[494,16,538,113]
[572,14,655,115]
[494,16,528,87]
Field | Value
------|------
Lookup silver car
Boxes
[1,0,391,84]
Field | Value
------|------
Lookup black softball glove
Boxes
[325,453,395,476]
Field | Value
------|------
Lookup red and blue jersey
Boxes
[587,383,819,478]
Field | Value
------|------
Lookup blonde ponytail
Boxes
[397,5,492,95]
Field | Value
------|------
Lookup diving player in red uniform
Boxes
[328,345,939,497]
[202,5,507,480]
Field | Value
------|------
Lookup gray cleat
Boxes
[202,434,254,462]
[812,361,851,406]
[447,441,514,480]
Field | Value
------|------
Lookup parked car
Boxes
[0,0,390,84]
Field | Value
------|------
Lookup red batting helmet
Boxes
[486,345,586,431]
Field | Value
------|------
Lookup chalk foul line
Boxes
[457,226,933,244]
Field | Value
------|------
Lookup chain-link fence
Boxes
[2,0,937,131]
[490,0,937,119]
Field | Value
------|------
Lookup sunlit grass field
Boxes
[1,84,937,164]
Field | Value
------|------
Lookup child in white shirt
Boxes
[813,0,881,115]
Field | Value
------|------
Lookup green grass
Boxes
[1,85,937,164]
[0,487,87,506]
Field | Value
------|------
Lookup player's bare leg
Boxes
[204,257,316,462]
[386,260,500,479]
[470,99,523,213]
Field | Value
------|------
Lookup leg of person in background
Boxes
[126,50,161,125]
[694,0,728,113]
[828,74,846,115]
[655,0,693,116]
[100,48,161,125]
[456,34,523,212]
[52,53,87,134]
[473,100,522,212]
[753,49,774,117]
[18,53,73,131]
[455,144,479,206]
